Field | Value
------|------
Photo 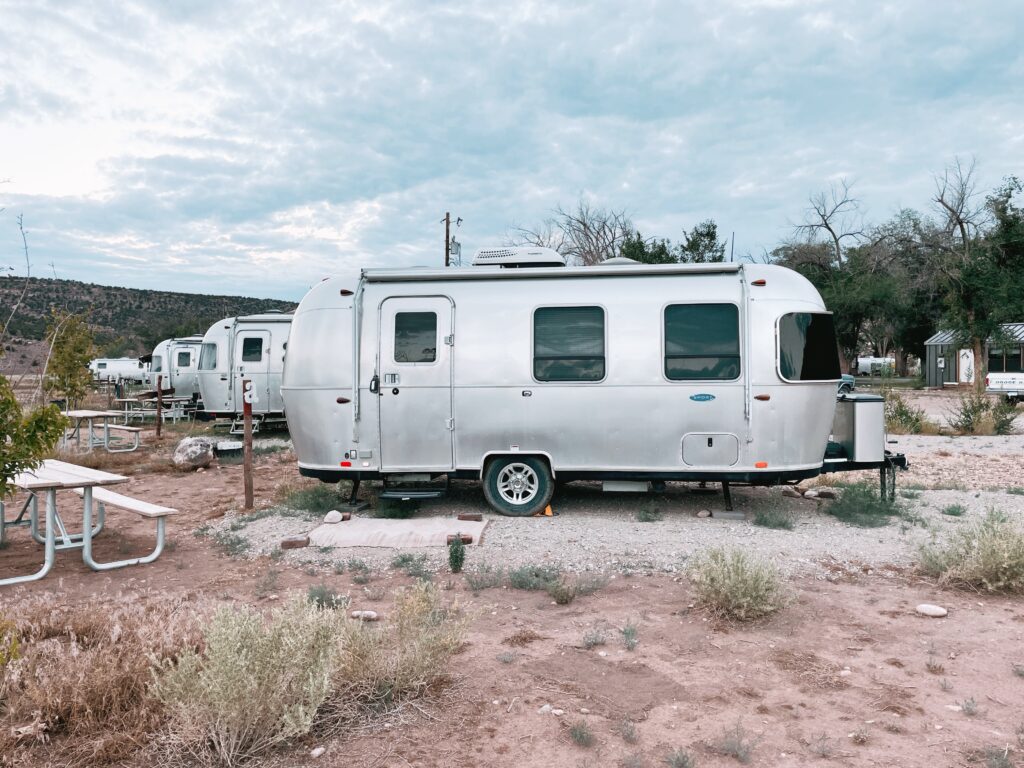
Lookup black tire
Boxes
[482,456,554,517]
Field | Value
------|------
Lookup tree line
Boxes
[513,159,1024,386]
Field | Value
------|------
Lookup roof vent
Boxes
[472,246,566,268]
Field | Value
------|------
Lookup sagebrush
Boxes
[689,547,787,621]
[919,510,1024,593]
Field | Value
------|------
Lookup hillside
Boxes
[0,276,296,366]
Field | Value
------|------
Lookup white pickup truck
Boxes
[986,372,1024,402]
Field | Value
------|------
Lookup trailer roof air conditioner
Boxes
[472,247,566,268]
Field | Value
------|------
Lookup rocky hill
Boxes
[0,276,295,371]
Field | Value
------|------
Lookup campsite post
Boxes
[155,375,162,438]
[242,378,254,509]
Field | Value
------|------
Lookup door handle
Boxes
[369,375,379,394]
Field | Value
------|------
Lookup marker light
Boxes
[340,461,352,467]
[754,461,768,468]
[751,279,766,286]
[754,394,771,401]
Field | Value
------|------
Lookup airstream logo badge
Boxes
[690,394,715,402]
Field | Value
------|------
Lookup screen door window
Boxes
[241,337,264,362]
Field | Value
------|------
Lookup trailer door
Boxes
[378,296,454,471]
[233,330,271,412]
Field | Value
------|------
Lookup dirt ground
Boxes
[2,412,1023,768]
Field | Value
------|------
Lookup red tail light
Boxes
[340,461,352,467]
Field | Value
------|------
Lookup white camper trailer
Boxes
[147,336,204,400]
[197,312,291,428]
[89,357,148,383]
[282,248,906,516]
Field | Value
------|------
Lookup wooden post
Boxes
[242,378,254,510]
[155,375,163,438]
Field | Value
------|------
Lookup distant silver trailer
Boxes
[197,312,291,427]
[89,357,147,383]
[147,336,204,400]
[282,249,906,516]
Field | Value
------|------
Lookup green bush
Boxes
[283,483,347,514]
[919,510,1024,593]
[636,505,663,522]
[884,390,927,434]
[307,584,349,610]
[448,535,466,573]
[991,399,1020,435]
[826,482,905,528]
[689,548,787,621]
[463,562,504,592]
[154,597,343,767]
[948,393,992,434]
[941,504,967,517]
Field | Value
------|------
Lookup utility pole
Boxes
[444,211,451,267]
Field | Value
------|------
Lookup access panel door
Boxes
[233,331,271,412]
[378,297,454,471]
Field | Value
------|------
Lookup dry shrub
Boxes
[321,580,466,728]
[689,547,787,621]
[919,510,1024,593]
[153,596,343,767]
[0,597,199,766]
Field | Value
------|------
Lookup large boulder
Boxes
[173,436,216,469]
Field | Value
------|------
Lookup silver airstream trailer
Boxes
[197,312,291,429]
[147,336,204,400]
[89,357,147,383]
[282,248,905,516]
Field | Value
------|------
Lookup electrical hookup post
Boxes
[242,379,255,510]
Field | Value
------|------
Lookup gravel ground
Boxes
[206,432,1024,579]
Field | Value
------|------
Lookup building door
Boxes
[233,331,271,413]
[378,296,454,471]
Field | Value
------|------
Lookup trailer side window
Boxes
[664,304,740,380]
[176,351,192,367]
[778,312,841,381]
[97,362,107,369]
[199,343,218,370]
[241,337,263,362]
[394,312,437,363]
[533,306,605,382]
[152,355,162,372]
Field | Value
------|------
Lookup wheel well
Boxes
[480,452,555,480]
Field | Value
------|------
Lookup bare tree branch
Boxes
[794,178,864,267]
[0,214,32,350]
[510,199,634,265]
[932,156,985,261]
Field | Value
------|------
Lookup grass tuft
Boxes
[752,508,795,530]
[621,621,639,651]
[307,584,349,610]
[714,720,758,763]
[569,720,595,748]
[636,505,663,523]
[664,748,696,768]
[463,562,505,592]
[583,628,607,649]
[508,564,561,591]
[689,547,787,621]
[826,482,907,528]
[941,503,967,517]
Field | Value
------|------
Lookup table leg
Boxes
[0,489,56,587]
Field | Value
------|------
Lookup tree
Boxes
[0,375,66,498]
[795,179,864,267]
[930,158,1000,392]
[677,219,727,263]
[620,230,675,264]
[512,200,634,265]
[44,310,95,407]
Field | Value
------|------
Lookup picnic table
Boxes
[116,396,195,424]
[63,409,141,452]
[0,460,176,587]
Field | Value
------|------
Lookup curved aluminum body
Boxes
[197,313,292,417]
[147,336,204,398]
[282,263,838,482]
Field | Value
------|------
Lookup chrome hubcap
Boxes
[496,463,539,505]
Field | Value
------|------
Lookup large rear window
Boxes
[199,343,218,370]
[778,313,841,381]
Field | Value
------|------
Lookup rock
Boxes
[537,704,552,714]
[580,708,591,714]
[280,535,309,550]
[310,747,326,758]
[782,486,803,499]
[350,610,379,621]
[817,489,837,499]
[839,669,852,677]
[324,510,343,524]
[172,436,216,469]
[803,489,820,499]
[551,708,564,716]
[696,510,711,518]
[916,603,948,618]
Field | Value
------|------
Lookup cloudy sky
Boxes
[1,0,1022,300]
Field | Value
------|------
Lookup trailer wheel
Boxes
[482,456,554,517]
